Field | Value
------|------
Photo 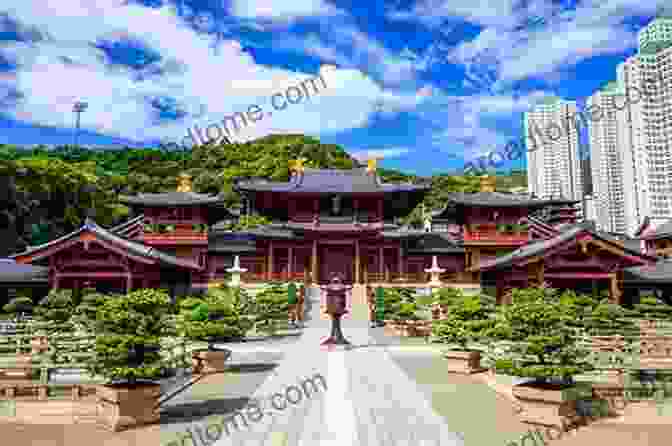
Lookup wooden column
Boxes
[377,200,383,220]
[537,261,544,286]
[470,249,481,271]
[397,245,403,278]
[609,273,622,304]
[312,239,318,284]
[378,246,384,274]
[126,274,132,293]
[355,240,360,284]
[496,278,505,305]
[268,241,274,280]
[288,246,294,277]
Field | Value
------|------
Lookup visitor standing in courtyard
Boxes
[288,282,299,327]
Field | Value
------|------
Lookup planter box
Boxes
[413,321,432,337]
[96,383,161,431]
[192,349,232,374]
[1,354,32,379]
[384,321,428,337]
[443,350,486,374]
[512,382,577,429]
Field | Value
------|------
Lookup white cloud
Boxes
[229,0,344,21]
[400,0,670,86]
[0,1,393,145]
[272,24,423,85]
[349,148,411,161]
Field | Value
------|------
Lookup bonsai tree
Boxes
[178,286,254,349]
[433,287,465,307]
[73,288,108,329]
[251,282,290,336]
[486,287,593,384]
[633,295,672,322]
[375,288,422,321]
[432,293,495,351]
[86,288,173,385]
[558,290,599,329]
[34,289,75,326]
[394,301,420,321]
[2,295,33,322]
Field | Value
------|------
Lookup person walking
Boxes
[296,283,305,327]
[288,282,299,327]
[370,286,385,328]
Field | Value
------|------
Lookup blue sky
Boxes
[0,1,669,176]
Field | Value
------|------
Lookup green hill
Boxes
[0,134,527,256]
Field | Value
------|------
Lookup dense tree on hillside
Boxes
[0,135,525,251]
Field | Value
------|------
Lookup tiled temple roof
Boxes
[0,258,49,284]
[633,216,652,238]
[478,222,654,271]
[229,224,300,239]
[643,219,672,240]
[120,191,225,207]
[406,233,464,254]
[234,168,430,194]
[10,219,202,270]
[624,260,672,284]
[448,192,576,208]
[108,214,144,234]
[207,232,258,253]
[430,193,578,220]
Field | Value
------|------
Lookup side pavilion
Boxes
[478,222,658,305]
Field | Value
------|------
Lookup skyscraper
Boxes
[587,82,627,233]
[587,17,672,235]
[525,97,584,211]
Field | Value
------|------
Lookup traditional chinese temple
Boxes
[1,160,664,306]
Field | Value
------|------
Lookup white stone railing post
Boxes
[425,255,445,288]
[226,255,248,287]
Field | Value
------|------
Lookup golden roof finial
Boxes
[290,158,306,174]
[177,173,193,192]
[479,174,496,193]
[366,157,381,173]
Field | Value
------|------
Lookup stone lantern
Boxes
[319,275,352,347]
[425,255,445,287]
[226,255,247,287]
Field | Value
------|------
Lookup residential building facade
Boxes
[586,17,672,235]
[524,97,584,214]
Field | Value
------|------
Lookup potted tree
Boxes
[251,282,291,337]
[486,287,593,429]
[2,295,33,322]
[33,289,76,352]
[433,293,494,373]
[178,286,253,373]
[1,295,34,377]
[633,295,672,332]
[86,289,172,431]
[431,287,464,320]
[578,300,639,417]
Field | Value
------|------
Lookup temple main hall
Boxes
[2,160,665,306]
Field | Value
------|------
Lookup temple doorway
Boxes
[319,244,354,284]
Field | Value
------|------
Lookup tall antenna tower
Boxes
[72,101,88,148]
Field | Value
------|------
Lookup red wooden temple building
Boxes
[1,160,664,306]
